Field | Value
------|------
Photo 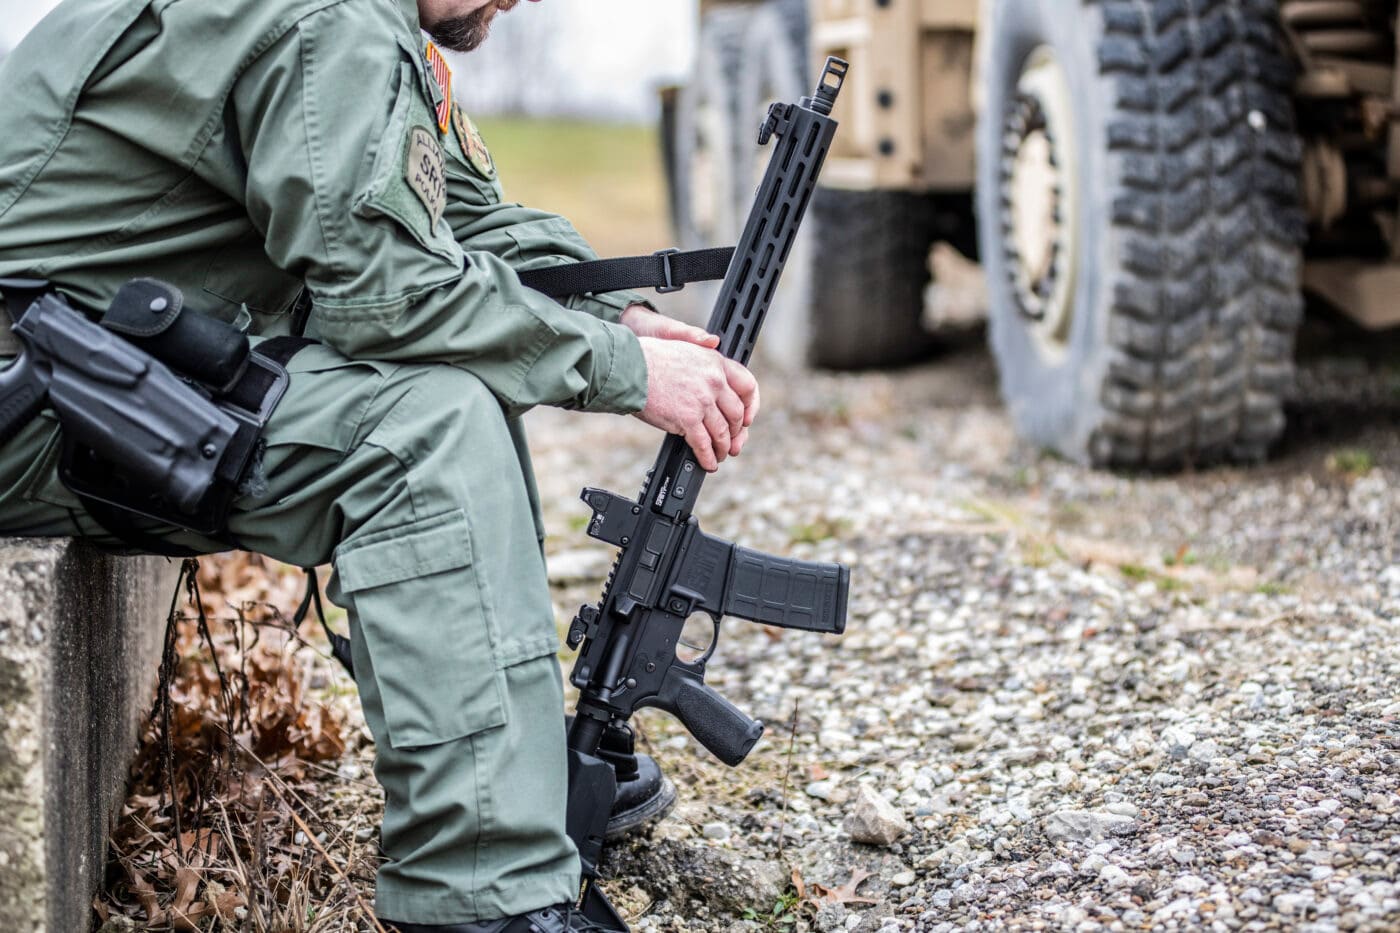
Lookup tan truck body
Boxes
[696,0,1400,331]
[807,0,978,191]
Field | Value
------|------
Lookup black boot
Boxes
[567,716,677,841]
[382,902,615,932]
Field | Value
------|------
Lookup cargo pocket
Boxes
[334,509,507,749]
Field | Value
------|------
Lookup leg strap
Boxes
[294,567,355,676]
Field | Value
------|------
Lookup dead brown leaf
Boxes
[172,866,200,916]
[127,867,161,924]
[791,867,807,902]
[810,868,878,907]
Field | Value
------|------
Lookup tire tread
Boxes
[1089,0,1304,467]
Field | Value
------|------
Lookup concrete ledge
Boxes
[0,540,175,932]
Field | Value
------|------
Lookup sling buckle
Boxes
[653,248,684,294]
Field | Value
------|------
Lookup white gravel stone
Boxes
[1175,875,1208,894]
[843,784,910,846]
[702,822,732,842]
[1189,739,1221,761]
[1099,865,1132,888]
[545,548,613,584]
[1043,809,1137,842]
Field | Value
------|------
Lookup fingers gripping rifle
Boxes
[566,59,851,928]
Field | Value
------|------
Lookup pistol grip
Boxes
[0,355,47,449]
[651,668,764,767]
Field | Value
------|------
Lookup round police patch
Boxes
[453,104,496,180]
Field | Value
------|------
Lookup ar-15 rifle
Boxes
[564,58,851,929]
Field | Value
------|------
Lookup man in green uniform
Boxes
[0,0,760,930]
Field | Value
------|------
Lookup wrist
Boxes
[620,302,656,333]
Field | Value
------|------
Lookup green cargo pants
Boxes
[0,341,580,924]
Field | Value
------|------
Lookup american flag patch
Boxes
[425,42,453,133]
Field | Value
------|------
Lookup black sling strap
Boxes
[257,335,318,367]
[294,566,355,677]
[517,246,735,298]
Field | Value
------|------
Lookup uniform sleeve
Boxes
[444,199,654,325]
[230,3,647,416]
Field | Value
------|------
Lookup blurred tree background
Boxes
[447,1,697,258]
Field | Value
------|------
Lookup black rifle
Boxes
[565,58,851,929]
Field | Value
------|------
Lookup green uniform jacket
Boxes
[0,0,650,417]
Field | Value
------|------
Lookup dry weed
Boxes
[96,555,382,933]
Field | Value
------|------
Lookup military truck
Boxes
[666,0,1400,468]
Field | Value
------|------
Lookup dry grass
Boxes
[97,556,382,933]
[476,118,671,257]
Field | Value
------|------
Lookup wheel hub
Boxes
[999,46,1078,358]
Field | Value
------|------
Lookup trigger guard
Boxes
[697,618,722,665]
[675,607,723,668]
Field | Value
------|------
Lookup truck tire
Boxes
[807,188,945,369]
[976,0,1306,467]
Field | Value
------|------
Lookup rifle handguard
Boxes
[651,668,765,767]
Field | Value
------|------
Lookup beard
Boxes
[429,0,520,53]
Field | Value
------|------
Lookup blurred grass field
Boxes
[475,118,672,259]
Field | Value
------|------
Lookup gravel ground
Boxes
[526,330,1399,933]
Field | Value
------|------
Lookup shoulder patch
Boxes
[453,104,497,180]
[425,42,454,133]
[405,126,447,228]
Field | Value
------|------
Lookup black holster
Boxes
[0,278,302,548]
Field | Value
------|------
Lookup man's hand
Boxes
[620,303,718,349]
[620,304,761,471]
[633,337,760,472]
